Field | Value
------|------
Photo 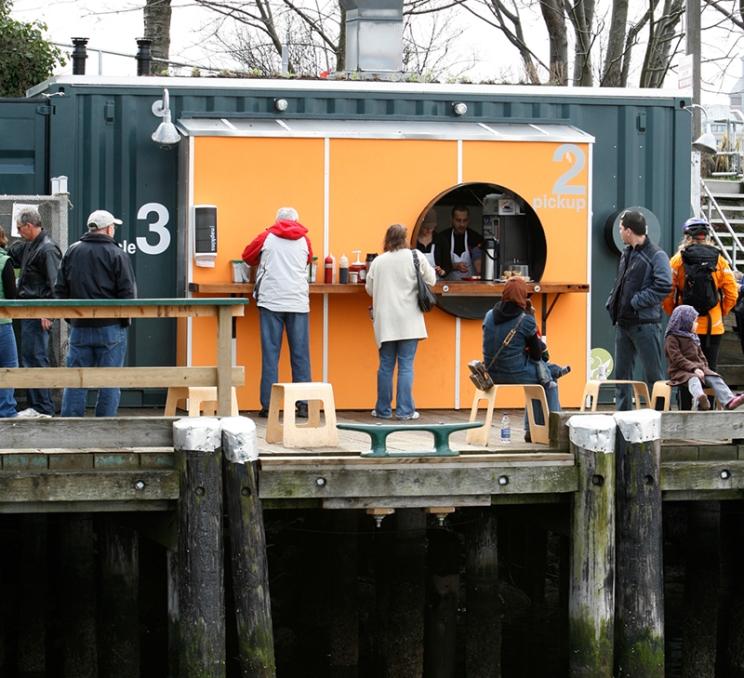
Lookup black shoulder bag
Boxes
[412,249,436,312]
[468,313,526,391]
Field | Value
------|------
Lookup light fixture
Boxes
[452,102,468,116]
[274,97,289,112]
[684,103,718,155]
[151,88,181,147]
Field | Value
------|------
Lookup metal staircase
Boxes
[701,178,744,270]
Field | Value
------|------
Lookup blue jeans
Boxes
[376,339,418,418]
[259,308,311,410]
[20,318,55,415]
[0,323,18,417]
[614,323,665,411]
[61,324,128,417]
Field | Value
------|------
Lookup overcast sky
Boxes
[10,0,743,105]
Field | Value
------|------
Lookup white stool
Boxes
[164,386,239,417]
[266,382,338,448]
[466,384,550,446]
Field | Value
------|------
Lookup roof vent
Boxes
[340,0,403,76]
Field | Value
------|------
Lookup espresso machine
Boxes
[481,193,501,281]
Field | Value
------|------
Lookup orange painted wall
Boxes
[188,135,590,410]
[462,141,590,405]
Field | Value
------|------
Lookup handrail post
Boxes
[217,305,233,416]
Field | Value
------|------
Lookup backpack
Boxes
[679,244,721,316]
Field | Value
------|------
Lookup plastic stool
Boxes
[266,382,338,448]
[466,384,549,446]
[164,386,239,417]
[580,380,650,412]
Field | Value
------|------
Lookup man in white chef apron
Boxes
[436,206,484,280]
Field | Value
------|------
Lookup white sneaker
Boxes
[397,411,420,420]
[16,408,52,419]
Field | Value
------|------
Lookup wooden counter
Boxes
[189,281,590,297]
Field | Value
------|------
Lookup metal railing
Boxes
[701,180,744,269]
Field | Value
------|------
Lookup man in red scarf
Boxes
[243,207,313,418]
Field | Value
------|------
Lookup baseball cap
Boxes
[87,209,122,230]
[682,217,709,237]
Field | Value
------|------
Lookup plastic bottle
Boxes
[500,414,511,444]
[324,254,335,284]
[339,254,349,284]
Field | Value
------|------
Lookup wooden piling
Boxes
[465,507,501,678]
[98,518,140,678]
[382,509,427,678]
[167,548,179,678]
[222,417,276,678]
[682,501,720,678]
[424,524,459,678]
[327,511,359,678]
[59,514,98,677]
[567,414,616,678]
[17,515,48,676]
[174,417,226,678]
[614,410,664,677]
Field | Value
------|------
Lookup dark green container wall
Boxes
[36,79,691,389]
[47,85,178,404]
[0,98,49,195]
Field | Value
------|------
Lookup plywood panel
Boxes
[463,141,591,407]
[327,138,459,409]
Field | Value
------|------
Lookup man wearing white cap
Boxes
[54,209,136,417]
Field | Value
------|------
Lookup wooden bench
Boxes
[0,298,246,416]
[336,421,482,458]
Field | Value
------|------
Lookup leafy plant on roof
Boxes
[0,0,65,97]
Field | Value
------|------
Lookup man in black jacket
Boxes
[54,210,137,417]
[606,210,672,410]
[11,208,62,415]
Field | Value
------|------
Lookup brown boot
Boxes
[696,394,711,411]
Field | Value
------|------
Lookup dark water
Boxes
[0,502,742,677]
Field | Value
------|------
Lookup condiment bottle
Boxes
[339,254,349,284]
[350,250,364,284]
[324,254,335,284]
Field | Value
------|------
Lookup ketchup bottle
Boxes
[324,254,334,284]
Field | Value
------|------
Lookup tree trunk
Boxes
[639,0,684,87]
[540,0,568,84]
[602,0,630,86]
[144,0,172,75]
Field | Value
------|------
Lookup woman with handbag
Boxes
[482,277,566,440]
[365,223,436,420]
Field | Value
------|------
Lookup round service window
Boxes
[411,182,547,320]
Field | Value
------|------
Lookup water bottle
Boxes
[500,414,511,444]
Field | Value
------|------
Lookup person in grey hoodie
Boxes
[606,210,672,410]
[242,207,313,418]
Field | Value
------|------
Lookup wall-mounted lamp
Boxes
[452,102,468,116]
[151,88,181,147]
[684,103,718,154]
[274,98,289,112]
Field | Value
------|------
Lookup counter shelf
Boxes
[188,281,589,334]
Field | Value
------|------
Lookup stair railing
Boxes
[701,180,744,269]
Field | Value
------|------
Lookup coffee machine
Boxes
[481,193,501,280]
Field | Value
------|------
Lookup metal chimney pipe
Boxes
[339,0,403,74]
[136,38,153,76]
[71,37,88,75]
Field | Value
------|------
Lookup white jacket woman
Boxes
[365,224,436,420]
